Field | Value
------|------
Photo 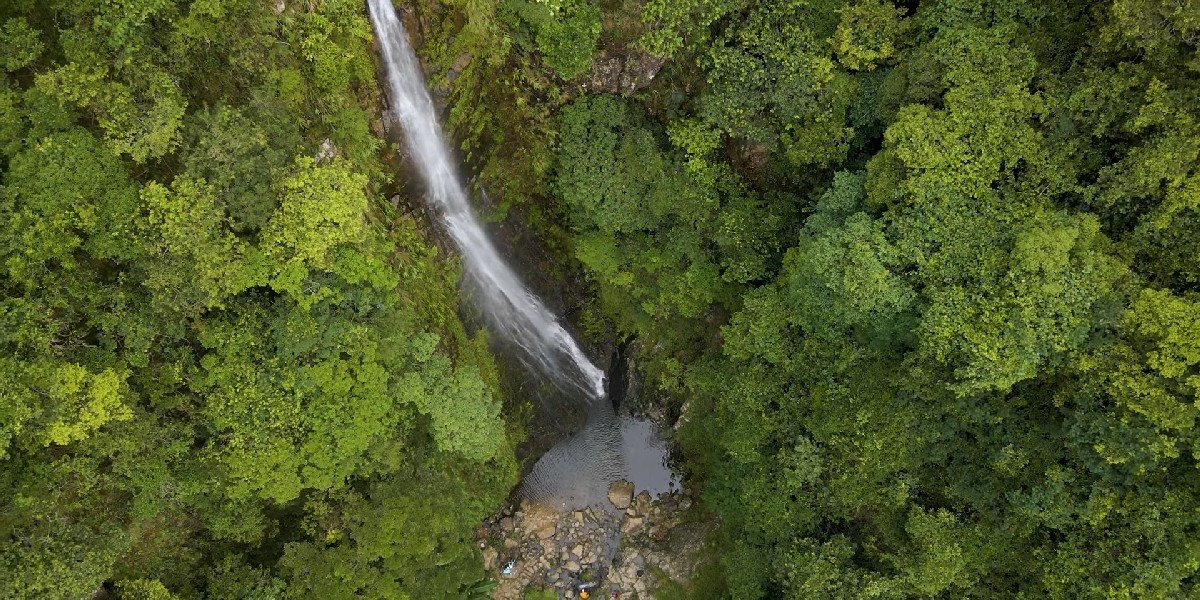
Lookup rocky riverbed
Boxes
[479,480,710,599]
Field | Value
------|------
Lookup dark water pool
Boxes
[518,401,679,510]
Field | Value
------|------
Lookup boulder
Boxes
[633,491,652,515]
[534,522,556,540]
[584,49,666,96]
[608,480,635,509]
[620,516,644,534]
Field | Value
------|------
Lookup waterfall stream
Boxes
[367,0,605,399]
[367,1,677,511]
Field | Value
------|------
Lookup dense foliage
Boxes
[421,0,1200,596]
[9,0,1200,597]
[0,1,514,597]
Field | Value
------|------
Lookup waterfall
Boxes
[367,0,606,399]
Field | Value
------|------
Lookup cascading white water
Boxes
[367,0,606,399]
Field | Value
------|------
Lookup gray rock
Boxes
[535,522,556,540]
[608,480,634,509]
[633,491,652,515]
[584,49,666,96]
[621,516,645,534]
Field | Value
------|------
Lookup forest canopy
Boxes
[5,0,1200,598]
[418,0,1200,596]
[1,1,513,598]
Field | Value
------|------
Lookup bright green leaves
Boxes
[0,518,130,600]
[0,358,130,456]
[892,508,983,596]
[832,0,907,71]
[263,157,373,306]
[1081,74,1200,288]
[1,129,141,284]
[280,461,513,599]
[638,0,746,57]
[531,0,602,79]
[786,212,912,337]
[194,298,410,504]
[56,0,177,56]
[0,2,515,598]
[1101,0,1200,61]
[32,363,128,447]
[398,356,505,462]
[288,0,374,95]
[37,65,186,163]
[140,177,264,313]
[1082,288,1200,459]
[0,17,42,72]
[115,578,180,600]
[1033,486,1200,599]
[556,96,777,320]
[197,310,307,503]
[556,95,722,325]
[699,0,856,167]
[884,45,1046,202]
[555,95,789,388]
[918,212,1126,395]
[602,1,1200,595]
[784,173,913,338]
[266,157,369,267]
[776,536,895,599]
[868,27,1129,395]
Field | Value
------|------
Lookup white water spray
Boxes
[367,0,606,399]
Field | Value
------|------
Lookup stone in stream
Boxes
[608,480,634,509]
